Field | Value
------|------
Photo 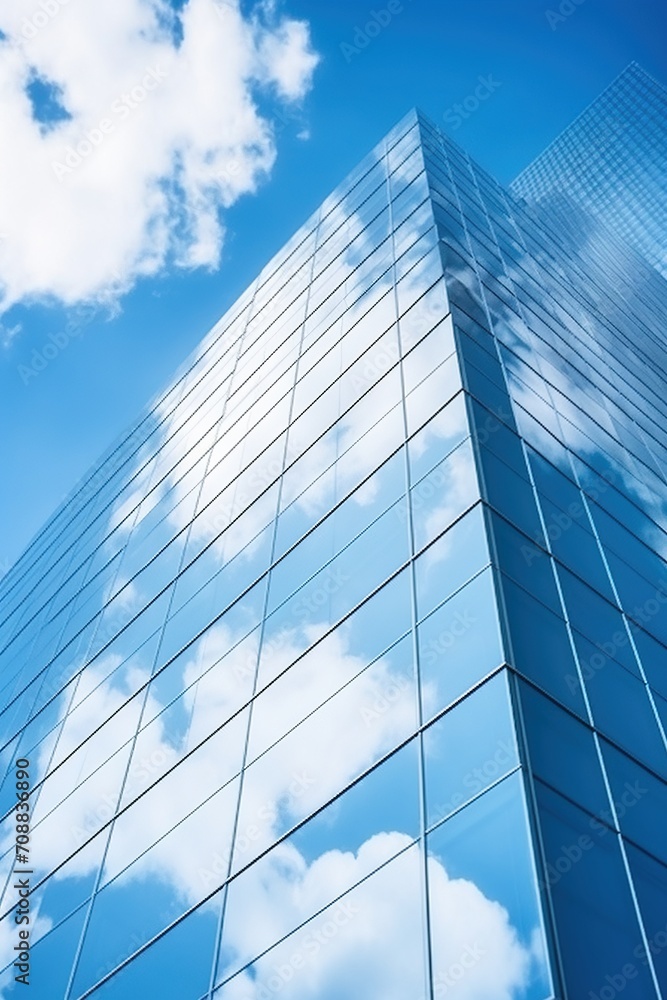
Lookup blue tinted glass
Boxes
[414,505,489,620]
[216,843,428,1000]
[501,575,587,716]
[3,94,667,1000]
[518,680,611,817]
[424,671,518,828]
[418,567,504,716]
[626,844,667,994]
[427,773,552,1000]
[534,780,659,1000]
[600,741,667,865]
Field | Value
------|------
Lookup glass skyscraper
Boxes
[0,104,666,1000]
[511,61,667,278]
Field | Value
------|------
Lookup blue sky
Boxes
[0,0,665,572]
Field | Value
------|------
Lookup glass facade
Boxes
[0,106,665,999]
[511,62,667,278]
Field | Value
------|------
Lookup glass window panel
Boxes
[19,834,105,935]
[276,408,404,559]
[86,583,171,667]
[77,902,219,1000]
[477,445,547,542]
[393,199,434,260]
[414,504,490,620]
[540,495,615,600]
[418,567,505,717]
[396,246,443,318]
[216,841,427,1000]
[70,776,238,997]
[534,780,658,1000]
[405,355,462,440]
[29,751,128,868]
[559,570,642,677]
[257,567,412,698]
[490,512,562,614]
[102,724,248,888]
[159,520,274,667]
[582,653,667,776]
[606,551,667,646]
[268,450,405,615]
[407,391,469,484]
[269,499,410,637]
[501,576,587,717]
[518,680,611,817]
[398,279,450,355]
[410,438,479,551]
[2,675,73,780]
[626,844,667,994]
[394,226,438,285]
[402,316,456,396]
[631,624,667,701]
[339,292,397,371]
[220,740,421,983]
[427,772,552,1000]
[600,741,667,865]
[233,643,418,869]
[424,671,518,828]
[290,738,421,863]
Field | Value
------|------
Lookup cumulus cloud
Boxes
[0,0,318,313]
[218,835,538,1000]
[0,498,541,999]
[5,614,416,895]
[0,623,542,998]
[103,203,450,575]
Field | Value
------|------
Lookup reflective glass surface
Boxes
[1,104,666,999]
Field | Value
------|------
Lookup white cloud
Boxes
[0,612,416,904]
[218,835,538,1000]
[0,597,545,999]
[0,0,318,314]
